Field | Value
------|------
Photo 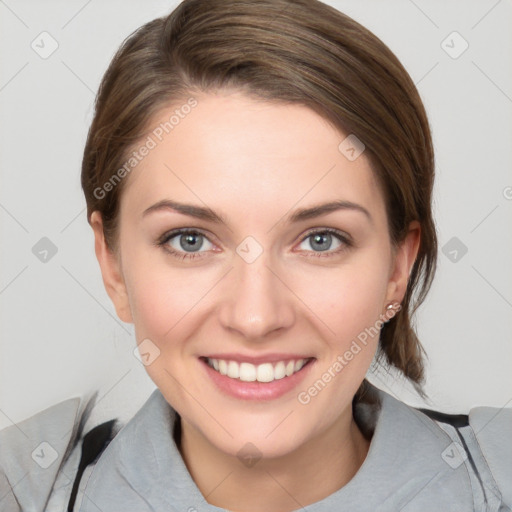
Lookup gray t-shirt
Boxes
[1,382,510,511]
[77,383,511,511]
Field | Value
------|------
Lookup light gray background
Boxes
[1,0,511,430]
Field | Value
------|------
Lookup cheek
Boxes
[127,265,213,342]
[123,260,217,390]
[292,255,390,420]
[123,228,391,353]
[290,251,391,344]
[120,233,223,355]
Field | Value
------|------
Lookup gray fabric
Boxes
[77,384,511,511]
[469,407,512,508]
[435,420,505,511]
[0,397,81,512]
[1,385,510,511]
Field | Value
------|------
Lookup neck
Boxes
[178,407,370,512]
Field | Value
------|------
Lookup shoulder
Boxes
[416,400,512,510]
[0,396,82,511]
[359,383,512,511]
[0,393,121,512]
[468,405,512,507]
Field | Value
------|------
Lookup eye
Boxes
[157,229,214,260]
[156,227,352,261]
[297,228,352,257]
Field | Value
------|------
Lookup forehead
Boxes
[120,90,386,224]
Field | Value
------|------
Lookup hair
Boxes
[81,0,437,395]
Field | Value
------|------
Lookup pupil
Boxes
[177,232,332,253]
[312,233,331,251]
[180,233,201,252]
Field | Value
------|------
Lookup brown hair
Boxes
[81,0,437,393]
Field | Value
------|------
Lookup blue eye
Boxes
[157,227,352,261]
[158,229,214,260]
[297,228,352,257]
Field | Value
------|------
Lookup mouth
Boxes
[199,355,316,401]
[201,356,314,383]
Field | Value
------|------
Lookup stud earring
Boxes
[384,302,401,321]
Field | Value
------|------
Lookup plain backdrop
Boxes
[1,0,511,430]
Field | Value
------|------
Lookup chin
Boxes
[197,404,320,460]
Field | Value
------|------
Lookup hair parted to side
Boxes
[81,0,437,395]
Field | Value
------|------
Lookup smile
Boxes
[205,357,311,383]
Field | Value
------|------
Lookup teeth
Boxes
[206,357,309,383]
[218,359,228,375]
[239,362,256,382]
[227,360,239,379]
[257,363,274,383]
[274,361,286,380]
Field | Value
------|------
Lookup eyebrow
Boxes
[142,199,372,225]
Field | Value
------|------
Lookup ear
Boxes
[384,220,421,305]
[90,211,133,324]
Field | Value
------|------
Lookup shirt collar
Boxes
[81,381,473,511]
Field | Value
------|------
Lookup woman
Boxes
[1,0,510,510]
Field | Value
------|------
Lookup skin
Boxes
[91,89,420,511]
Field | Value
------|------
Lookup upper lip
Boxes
[201,353,314,365]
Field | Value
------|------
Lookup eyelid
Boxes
[298,226,353,245]
[294,227,353,258]
[157,227,216,246]
[157,226,353,260]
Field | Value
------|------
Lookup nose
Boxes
[218,248,295,341]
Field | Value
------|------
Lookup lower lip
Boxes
[200,358,315,401]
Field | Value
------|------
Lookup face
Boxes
[92,90,419,460]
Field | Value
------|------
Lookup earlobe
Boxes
[384,220,421,306]
[90,211,133,324]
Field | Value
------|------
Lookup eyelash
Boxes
[156,227,353,261]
